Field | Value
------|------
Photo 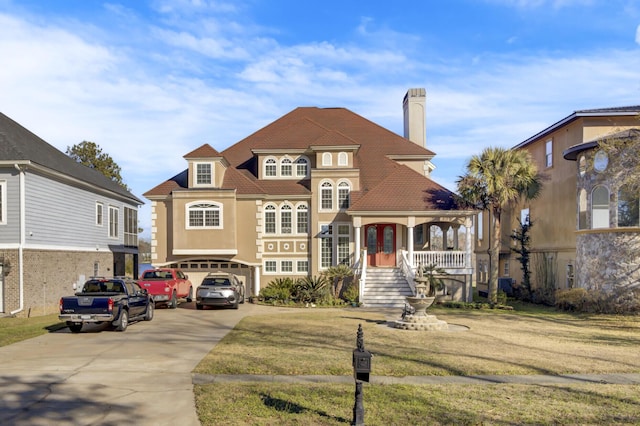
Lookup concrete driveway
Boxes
[0,302,279,426]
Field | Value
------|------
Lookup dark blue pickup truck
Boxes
[59,277,154,332]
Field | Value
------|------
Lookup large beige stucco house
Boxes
[145,89,476,307]
[475,106,640,299]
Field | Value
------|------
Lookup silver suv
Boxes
[195,272,245,310]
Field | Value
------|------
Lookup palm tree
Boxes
[457,147,543,304]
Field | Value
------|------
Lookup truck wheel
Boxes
[144,301,154,321]
[114,309,129,331]
[68,323,83,333]
[186,287,193,303]
[196,303,203,310]
[168,291,178,309]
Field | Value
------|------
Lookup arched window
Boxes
[618,185,639,227]
[280,204,292,233]
[295,157,308,177]
[296,204,308,234]
[338,152,348,166]
[264,204,276,234]
[578,189,587,230]
[281,158,293,177]
[186,201,222,229]
[320,181,333,210]
[265,158,277,177]
[338,181,350,209]
[592,186,609,229]
[322,152,332,166]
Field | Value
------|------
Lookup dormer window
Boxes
[322,152,332,166]
[265,158,277,177]
[296,158,308,177]
[281,158,293,177]
[195,163,213,186]
[338,152,348,166]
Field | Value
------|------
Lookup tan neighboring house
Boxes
[474,106,640,297]
[144,89,476,307]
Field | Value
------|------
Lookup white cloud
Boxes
[2,4,640,236]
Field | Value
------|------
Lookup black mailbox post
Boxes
[353,340,372,382]
[352,324,371,425]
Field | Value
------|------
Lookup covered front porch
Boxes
[350,214,475,307]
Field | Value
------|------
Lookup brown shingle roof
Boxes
[184,144,221,158]
[349,164,458,211]
[144,106,460,212]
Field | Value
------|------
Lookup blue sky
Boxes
[1,0,640,237]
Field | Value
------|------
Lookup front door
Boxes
[365,224,396,267]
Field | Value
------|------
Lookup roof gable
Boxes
[0,112,142,204]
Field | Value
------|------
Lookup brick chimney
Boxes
[403,88,426,148]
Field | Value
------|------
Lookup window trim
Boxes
[124,206,138,247]
[95,202,104,226]
[280,157,293,177]
[108,205,119,239]
[296,203,309,234]
[0,180,6,225]
[320,180,333,211]
[318,222,351,270]
[545,140,553,168]
[264,203,277,234]
[264,157,277,178]
[194,161,214,187]
[295,157,309,178]
[591,185,610,229]
[186,200,223,230]
[338,152,348,166]
[280,203,293,234]
[264,260,277,273]
[337,180,351,210]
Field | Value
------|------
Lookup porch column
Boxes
[353,216,362,266]
[254,265,261,297]
[354,226,361,265]
[407,217,415,267]
[441,224,451,250]
[408,226,414,267]
[453,225,460,250]
[465,221,472,268]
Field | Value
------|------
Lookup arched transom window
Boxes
[187,202,222,229]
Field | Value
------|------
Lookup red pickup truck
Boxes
[138,268,193,308]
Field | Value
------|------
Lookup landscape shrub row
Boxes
[555,287,640,314]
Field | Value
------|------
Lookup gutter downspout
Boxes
[10,164,24,315]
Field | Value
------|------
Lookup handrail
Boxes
[358,249,367,305]
[399,250,416,294]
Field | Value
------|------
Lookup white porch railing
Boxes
[413,250,468,269]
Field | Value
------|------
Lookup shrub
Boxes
[342,283,359,304]
[555,287,640,314]
[260,277,296,304]
[295,275,330,304]
[321,264,354,298]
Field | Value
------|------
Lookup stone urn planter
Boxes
[407,276,435,316]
